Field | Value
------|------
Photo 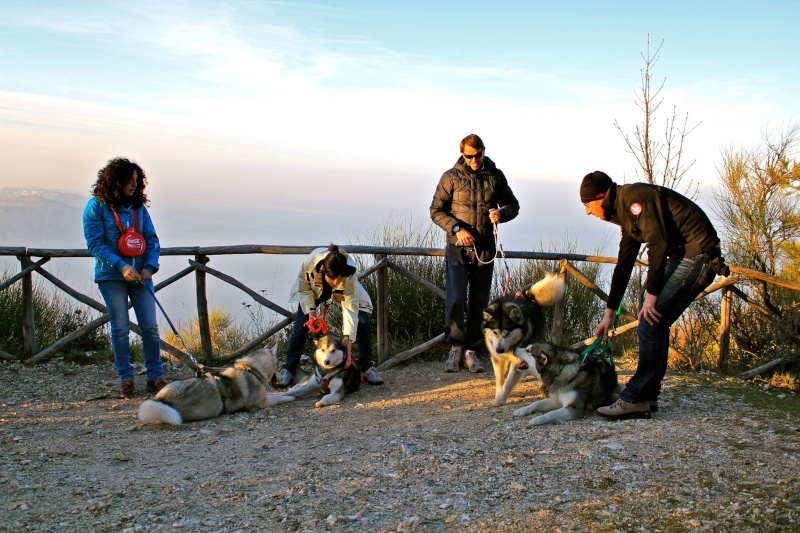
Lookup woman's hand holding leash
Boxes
[489,208,501,224]
[122,264,141,282]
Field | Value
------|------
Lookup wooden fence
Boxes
[1,245,799,373]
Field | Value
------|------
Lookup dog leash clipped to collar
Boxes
[580,336,614,368]
[142,281,206,377]
[581,300,624,368]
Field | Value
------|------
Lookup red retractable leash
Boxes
[305,305,329,334]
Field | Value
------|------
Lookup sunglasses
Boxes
[463,151,483,161]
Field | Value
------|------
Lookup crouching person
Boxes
[275,243,384,387]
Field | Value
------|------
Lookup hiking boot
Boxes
[147,379,167,393]
[597,399,651,420]
[119,380,135,399]
[464,350,485,373]
[274,368,293,388]
[362,366,384,385]
[445,346,462,372]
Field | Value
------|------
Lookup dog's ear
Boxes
[535,343,557,367]
[507,304,524,323]
[536,351,549,367]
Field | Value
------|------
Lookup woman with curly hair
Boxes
[83,157,164,398]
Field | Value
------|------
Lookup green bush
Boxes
[351,214,447,353]
[0,268,110,361]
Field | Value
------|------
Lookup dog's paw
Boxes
[266,394,295,406]
[491,398,506,407]
[529,416,547,426]
[513,406,531,417]
[314,400,330,408]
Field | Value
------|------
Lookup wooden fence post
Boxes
[195,254,213,362]
[375,254,389,364]
[718,286,731,370]
[550,260,567,345]
[19,255,36,357]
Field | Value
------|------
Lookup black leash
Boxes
[141,280,206,377]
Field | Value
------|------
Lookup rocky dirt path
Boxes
[0,357,798,532]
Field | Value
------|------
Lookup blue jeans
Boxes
[98,280,163,382]
[621,251,717,403]
[445,243,495,350]
[283,305,374,374]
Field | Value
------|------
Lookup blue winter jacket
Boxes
[82,197,160,283]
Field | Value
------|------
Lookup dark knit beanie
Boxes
[580,171,613,202]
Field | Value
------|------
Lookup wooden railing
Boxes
[2,245,799,372]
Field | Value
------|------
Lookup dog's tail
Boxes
[525,271,566,307]
[138,399,183,426]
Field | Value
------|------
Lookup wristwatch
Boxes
[452,225,461,234]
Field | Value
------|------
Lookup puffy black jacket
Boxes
[603,182,721,310]
[429,156,520,251]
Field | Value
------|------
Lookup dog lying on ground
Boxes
[483,271,566,406]
[137,346,279,425]
[512,342,618,425]
[267,335,361,408]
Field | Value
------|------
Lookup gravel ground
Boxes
[0,355,798,533]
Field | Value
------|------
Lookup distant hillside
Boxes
[0,188,89,248]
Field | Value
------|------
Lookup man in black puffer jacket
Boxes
[430,134,520,373]
[581,170,729,420]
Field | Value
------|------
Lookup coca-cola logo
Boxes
[119,232,145,257]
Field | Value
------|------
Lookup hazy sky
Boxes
[2,1,799,328]
[1,0,799,222]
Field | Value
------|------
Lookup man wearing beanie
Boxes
[581,171,729,420]
[430,134,520,373]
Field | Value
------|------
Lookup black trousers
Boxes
[444,243,495,350]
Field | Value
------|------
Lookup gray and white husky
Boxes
[137,346,279,425]
[483,272,566,406]
[512,342,618,425]
[267,335,362,408]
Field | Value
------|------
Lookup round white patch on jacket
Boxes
[630,202,643,216]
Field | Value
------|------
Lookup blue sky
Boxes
[1,0,799,228]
